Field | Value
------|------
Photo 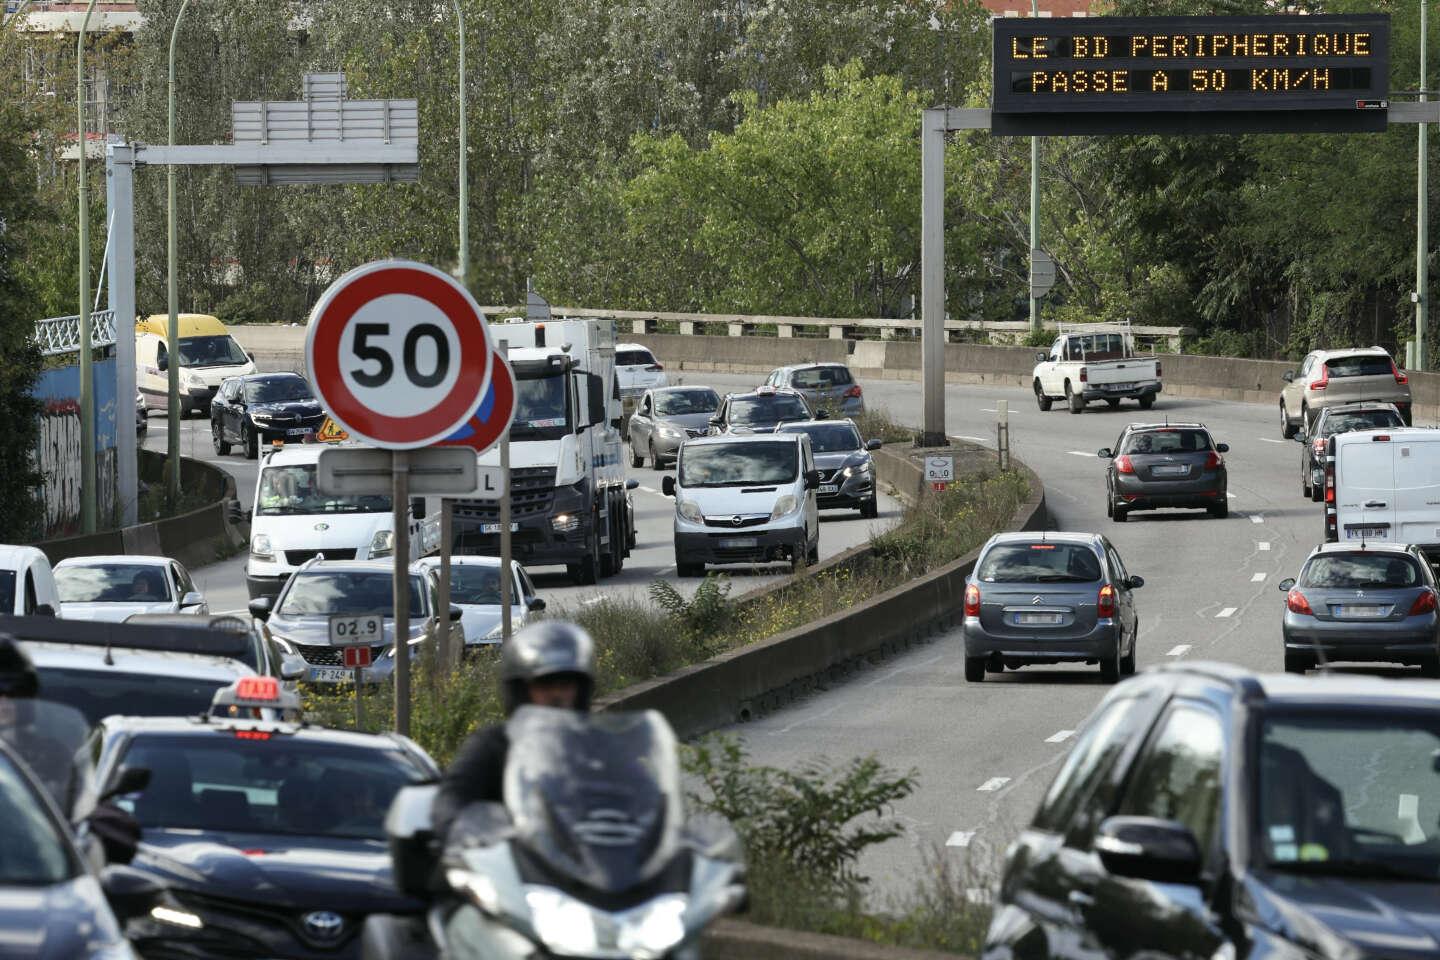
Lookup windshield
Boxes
[1326,355,1394,378]
[55,563,173,603]
[257,464,390,516]
[729,395,809,425]
[36,666,228,726]
[679,441,799,487]
[116,734,429,841]
[0,700,91,815]
[503,706,682,893]
[511,371,570,440]
[0,571,13,613]
[178,335,249,368]
[1301,553,1421,588]
[780,422,861,453]
[0,751,76,884]
[277,572,427,618]
[447,566,508,605]
[654,389,719,417]
[615,350,656,367]
[1260,713,1440,879]
[976,543,1103,583]
[1121,429,1212,455]
[1322,410,1404,436]
[790,366,852,389]
[245,377,312,404]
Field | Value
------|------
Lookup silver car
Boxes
[1279,346,1412,436]
[628,386,721,468]
[763,363,864,415]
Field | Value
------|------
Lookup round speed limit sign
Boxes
[305,260,494,449]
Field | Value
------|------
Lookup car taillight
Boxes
[1325,464,1335,503]
[1394,362,1408,385]
[1097,584,1116,618]
[1079,367,1088,383]
[1309,364,1329,390]
[646,363,664,372]
[1116,455,1134,474]
[964,584,980,617]
[1411,590,1438,615]
[1156,361,1162,378]
[844,385,863,398]
[1287,590,1313,615]
[1204,450,1223,470]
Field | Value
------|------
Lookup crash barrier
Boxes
[703,918,964,960]
[592,441,1045,739]
[36,451,247,569]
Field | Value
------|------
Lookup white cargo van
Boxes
[1328,428,1440,552]
[0,546,61,617]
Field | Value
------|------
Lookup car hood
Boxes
[813,451,868,471]
[0,876,127,959]
[266,614,428,648]
[248,399,323,419]
[59,600,175,622]
[655,413,715,432]
[137,830,418,912]
[457,605,526,645]
[1246,869,1440,958]
[685,484,795,516]
[186,361,256,387]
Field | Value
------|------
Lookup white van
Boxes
[1328,428,1440,552]
[661,432,820,577]
[244,443,439,599]
[0,545,61,617]
[136,313,256,417]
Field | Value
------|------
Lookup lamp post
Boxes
[76,0,100,534]
[166,0,192,508]
[1028,0,1042,339]
[1419,0,1430,371]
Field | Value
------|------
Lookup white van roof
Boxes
[0,545,47,571]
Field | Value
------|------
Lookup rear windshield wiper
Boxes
[1033,574,1095,583]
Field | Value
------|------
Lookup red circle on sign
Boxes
[437,349,516,455]
[308,264,491,448]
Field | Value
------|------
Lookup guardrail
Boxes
[33,310,117,357]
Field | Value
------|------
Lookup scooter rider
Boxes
[430,621,596,839]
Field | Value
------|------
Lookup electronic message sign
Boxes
[992,15,1390,135]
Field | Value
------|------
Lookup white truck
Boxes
[450,318,636,585]
[1032,321,1163,414]
[1325,428,1440,555]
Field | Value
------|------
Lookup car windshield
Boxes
[654,390,718,416]
[35,666,229,726]
[0,752,75,884]
[1326,355,1394,378]
[55,564,172,603]
[1122,429,1212,455]
[1260,712,1440,879]
[976,543,1103,583]
[116,734,430,842]
[0,571,14,613]
[1301,553,1421,588]
[789,366,852,389]
[277,572,427,618]
[780,422,861,453]
[616,350,656,367]
[679,442,799,487]
[256,465,390,516]
[730,395,809,425]
[447,565,506,605]
[511,370,570,440]
[1322,410,1404,436]
[245,377,312,404]
[178,335,248,368]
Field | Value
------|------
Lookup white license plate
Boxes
[1107,382,1135,391]
[718,537,758,549]
[1336,605,1385,617]
[1014,613,1063,625]
[481,523,520,533]
[819,484,839,495]
[308,666,353,683]
[285,427,313,436]
[1345,526,1388,540]
[1152,465,1189,476]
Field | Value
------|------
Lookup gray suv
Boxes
[1279,346,1411,437]
[962,532,1143,684]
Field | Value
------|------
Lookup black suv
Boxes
[211,373,325,459]
[986,662,1440,959]
[708,387,815,435]
[1296,401,1405,502]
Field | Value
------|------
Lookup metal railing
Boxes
[33,309,116,356]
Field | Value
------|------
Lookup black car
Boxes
[211,373,325,459]
[1296,401,1405,502]
[1098,422,1229,521]
[708,387,815,435]
[778,419,881,517]
[986,662,1440,960]
[94,682,440,960]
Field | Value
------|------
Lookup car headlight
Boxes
[770,495,799,519]
[250,535,274,561]
[151,905,203,929]
[677,498,703,522]
[182,370,204,387]
[369,529,394,558]
[656,423,684,438]
[842,462,871,479]
[552,513,580,532]
[250,411,275,422]
[481,623,505,642]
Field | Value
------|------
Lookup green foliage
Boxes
[649,574,734,640]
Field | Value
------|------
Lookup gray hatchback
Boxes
[1278,542,1440,675]
[963,532,1143,684]
[1099,422,1228,521]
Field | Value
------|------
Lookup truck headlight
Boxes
[677,499,703,522]
[552,513,580,532]
[250,535,274,561]
[369,529,394,558]
[770,495,799,519]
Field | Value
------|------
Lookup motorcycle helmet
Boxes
[500,621,595,714]
[0,633,39,699]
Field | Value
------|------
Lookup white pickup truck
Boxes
[1032,323,1163,414]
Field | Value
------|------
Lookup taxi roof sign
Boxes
[316,417,349,443]
[210,676,303,719]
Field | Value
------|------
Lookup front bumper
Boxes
[245,572,290,600]
[451,514,593,565]
[817,469,875,509]
[250,416,325,443]
[1283,613,1439,665]
[648,430,691,462]
[1113,473,1224,511]
[963,617,1122,665]
[675,522,807,566]
[1082,382,1162,401]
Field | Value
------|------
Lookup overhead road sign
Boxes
[992,14,1391,135]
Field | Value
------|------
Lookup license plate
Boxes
[1107,382,1135,391]
[1152,465,1188,476]
[718,537,758,549]
[481,523,520,533]
[308,666,352,683]
[1345,526,1388,540]
[819,484,839,495]
[286,427,313,436]
[1336,605,1385,617]
[1014,613,1063,625]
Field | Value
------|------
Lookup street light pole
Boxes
[76,0,100,534]
[1419,0,1431,371]
[166,0,192,508]
[1028,0,1042,339]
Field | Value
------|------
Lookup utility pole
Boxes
[76,0,100,534]
[1419,0,1430,370]
[1028,0,1042,339]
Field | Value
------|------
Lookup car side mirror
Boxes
[661,476,676,497]
[867,439,882,450]
[1128,576,1144,589]
[33,603,55,617]
[180,591,205,608]
[1097,448,1113,459]
[527,596,547,612]
[100,765,151,805]
[814,410,829,420]
[157,356,168,372]
[805,469,822,490]
[1035,351,1047,362]
[1216,443,1230,453]
[100,864,165,922]
[448,604,463,622]
[411,497,426,520]
[1095,816,1202,885]
[1282,370,1295,382]
[248,596,275,621]
[280,654,305,681]
[1278,578,1296,591]
[709,417,722,426]
[586,373,606,428]
[625,479,639,490]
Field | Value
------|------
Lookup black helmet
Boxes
[0,633,37,699]
[500,622,595,715]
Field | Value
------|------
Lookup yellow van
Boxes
[136,314,256,417]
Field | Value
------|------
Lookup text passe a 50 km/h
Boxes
[991,14,1390,136]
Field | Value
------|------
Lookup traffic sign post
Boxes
[927,455,955,492]
[329,611,382,728]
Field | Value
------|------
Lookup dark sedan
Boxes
[1278,542,1440,675]
[708,387,815,435]
[778,419,881,517]
[1099,422,1228,521]
[628,386,720,468]
[962,531,1142,683]
[1296,401,1405,501]
[211,373,325,459]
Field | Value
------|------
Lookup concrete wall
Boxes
[30,359,120,536]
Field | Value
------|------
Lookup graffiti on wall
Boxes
[29,360,118,537]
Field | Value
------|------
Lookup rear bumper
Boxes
[1114,474,1225,511]
[1082,382,1161,401]
[963,618,1122,664]
[1283,613,1438,664]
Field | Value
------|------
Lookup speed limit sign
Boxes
[305,260,494,449]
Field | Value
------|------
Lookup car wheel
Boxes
[1422,655,1440,679]
[1034,380,1052,412]
[964,656,986,683]
[1209,499,1229,519]
[1279,400,1297,439]
[807,541,820,566]
[1105,398,1120,409]
[1310,478,1324,503]
[630,442,644,468]
[1284,652,1309,674]
[1300,403,1310,433]
[567,532,601,585]
[1100,643,1122,683]
[1105,486,1114,518]
[1113,502,1128,523]
[1066,383,1084,414]
[212,420,231,456]
[1301,457,1312,498]
[1137,394,1155,410]
[650,440,663,470]
[244,426,259,459]
[1120,643,1136,677]
[860,497,879,519]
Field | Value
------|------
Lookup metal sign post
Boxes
[500,340,513,644]
[997,399,1010,471]
[926,455,955,492]
[438,499,454,673]
[391,451,411,735]
[329,611,382,728]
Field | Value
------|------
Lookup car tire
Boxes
[1280,401,1297,439]
[1113,502,1128,523]
[1209,499,1229,519]
[1284,652,1309,674]
[630,443,644,468]
[808,541,820,566]
[1105,487,1114,518]
[212,421,231,456]
[1120,635,1137,677]
[1300,403,1310,433]
[965,656,986,683]
[1100,644,1122,683]
[1137,394,1155,410]
[650,440,663,470]
[600,508,620,578]
[1105,398,1120,409]
[1422,655,1440,679]
[1066,383,1084,414]
[567,532,601,586]
[1034,381,1052,411]
[244,426,259,460]
[1310,479,1324,503]
[860,497,879,519]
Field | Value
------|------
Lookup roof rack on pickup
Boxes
[0,615,252,660]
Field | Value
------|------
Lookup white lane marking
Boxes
[946,830,976,848]
[1251,514,1265,524]
[977,777,1011,792]
[1259,541,1271,551]
[583,597,605,606]
[1227,493,1237,499]
[1251,572,1267,582]
[655,566,676,577]
[955,435,989,443]
[981,408,997,413]
[1166,644,1192,656]
[965,889,993,905]
[1217,607,1237,618]
[1067,451,1095,458]
[1259,437,1286,444]
[639,485,659,494]
[1045,729,1075,743]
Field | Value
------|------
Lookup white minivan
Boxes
[0,545,61,617]
[1328,428,1440,553]
[661,433,820,577]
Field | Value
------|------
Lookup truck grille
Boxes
[454,467,557,521]
[284,548,356,566]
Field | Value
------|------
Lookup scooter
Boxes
[364,706,747,959]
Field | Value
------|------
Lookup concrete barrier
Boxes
[702,919,962,960]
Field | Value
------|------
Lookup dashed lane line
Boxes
[1259,542,1272,551]
[1067,451,1095,458]
[1217,607,1237,618]
[1045,730,1075,743]
[977,777,1011,792]
[1258,438,1286,444]
[1251,572,1267,582]
[1166,644,1192,656]
[1251,514,1265,524]
[946,831,976,848]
